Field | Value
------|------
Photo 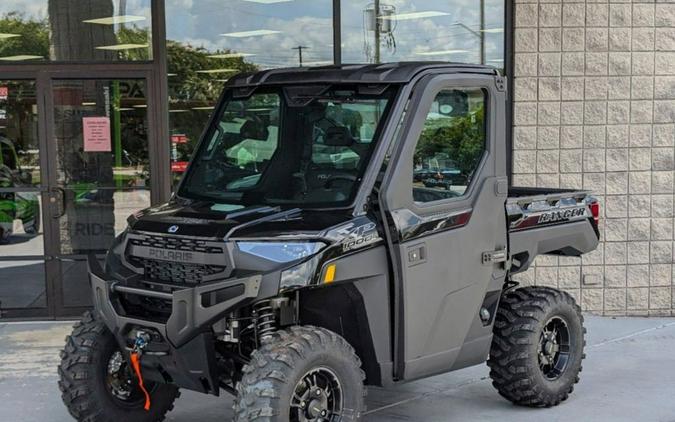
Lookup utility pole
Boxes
[292,45,310,67]
[480,0,485,65]
[374,0,381,64]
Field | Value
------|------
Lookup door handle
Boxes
[49,187,66,219]
[482,248,507,265]
[406,243,426,266]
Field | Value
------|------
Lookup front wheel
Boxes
[234,326,366,421]
[58,311,180,422]
[487,286,585,407]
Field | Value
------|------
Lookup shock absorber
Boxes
[253,300,277,342]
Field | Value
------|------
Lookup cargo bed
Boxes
[506,187,600,274]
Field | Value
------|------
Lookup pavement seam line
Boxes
[363,377,489,415]
[587,321,675,349]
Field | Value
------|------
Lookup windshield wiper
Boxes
[224,207,302,240]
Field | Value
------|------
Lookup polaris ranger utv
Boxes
[58,63,600,422]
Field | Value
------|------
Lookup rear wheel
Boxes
[58,311,179,422]
[234,326,366,421]
[487,286,585,407]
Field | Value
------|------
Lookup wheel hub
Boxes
[105,350,154,407]
[107,351,134,400]
[538,316,571,380]
[291,367,343,422]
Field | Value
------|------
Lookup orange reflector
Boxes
[323,264,336,283]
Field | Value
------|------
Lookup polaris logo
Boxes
[537,207,586,224]
[147,248,195,262]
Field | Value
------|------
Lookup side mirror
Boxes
[438,90,469,117]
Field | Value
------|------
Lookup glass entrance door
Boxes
[0,79,50,318]
[46,77,152,316]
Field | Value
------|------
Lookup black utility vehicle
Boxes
[58,63,600,422]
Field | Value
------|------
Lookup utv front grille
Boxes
[125,233,229,285]
[128,235,224,254]
[128,256,226,285]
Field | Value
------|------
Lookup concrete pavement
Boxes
[1,315,674,422]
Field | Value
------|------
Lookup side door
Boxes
[382,74,508,381]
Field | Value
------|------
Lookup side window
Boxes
[412,88,487,204]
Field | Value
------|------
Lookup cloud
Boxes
[162,0,504,67]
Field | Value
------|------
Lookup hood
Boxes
[128,200,352,240]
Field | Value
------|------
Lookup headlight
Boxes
[236,241,326,263]
[280,256,321,290]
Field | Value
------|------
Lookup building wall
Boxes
[512,0,675,315]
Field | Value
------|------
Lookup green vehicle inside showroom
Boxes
[0,136,40,241]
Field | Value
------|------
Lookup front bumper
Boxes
[88,255,261,393]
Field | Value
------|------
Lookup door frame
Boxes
[0,68,168,319]
[0,72,52,319]
[379,72,508,380]
[42,70,162,318]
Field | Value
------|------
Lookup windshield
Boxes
[178,85,395,208]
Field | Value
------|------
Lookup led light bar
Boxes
[221,29,281,38]
[0,55,43,61]
[415,49,469,56]
[83,15,146,25]
[196,68,238,74]
[380,11,449,21]
[96,43,148,51]
[243,0,293,3]
[208,53,255,59]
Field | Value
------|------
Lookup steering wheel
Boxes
[323,174,357,189]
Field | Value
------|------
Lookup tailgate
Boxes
[507,187,600,274]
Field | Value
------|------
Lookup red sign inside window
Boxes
[171,134,188,144]
[171,161,189,172]
[0,87,8,101]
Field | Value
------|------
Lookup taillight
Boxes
[589,201,600,225]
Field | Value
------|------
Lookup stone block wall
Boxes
[512,0,675,315]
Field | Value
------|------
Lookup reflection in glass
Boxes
[179,85,394,207]
[51,79,150,255]
[0,191,42,253]
[0,0,152,62]
[165,0,333,186]
[0,80,40,187]
[342,1,504,69]
[413,89,486,203]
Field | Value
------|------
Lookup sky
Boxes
[0,0,505,68]
[165,0,505,69]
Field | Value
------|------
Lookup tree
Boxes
[0,12,49,59]
[415,107,485,178]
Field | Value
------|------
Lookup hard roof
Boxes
[227,62,498,87]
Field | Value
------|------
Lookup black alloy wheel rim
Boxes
[290,367,344,422]
[538,316,572,380]
[105,350,154,408]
